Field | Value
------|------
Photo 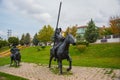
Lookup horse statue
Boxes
[10,46,21,67]
[49,34,76,74]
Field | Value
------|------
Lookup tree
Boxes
[0,40,8,48]
[70,25,77,37]
[32,33,39,46]
[8,37,19,46]
[98,26,113,38]
[64,25,77,37]
[64,27,70,37]
[104,27,113,35]
[20,34,25,45]
[110,16,120,35]
[24,33,31,45]
[37,25,54,45]
[0,40,4,48]
[84,19,99,43]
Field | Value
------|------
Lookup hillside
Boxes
[0,43,120,69]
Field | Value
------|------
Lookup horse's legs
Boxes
[13,56,17,67]
[49,49,54,68]
[16,59,19,67]
[17,60,19,66]
[49,55,53,68]
[67,56,72,71]
[58,59,62,74]
[57,59,59,68]
[14,60,17,67]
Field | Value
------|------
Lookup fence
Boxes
[95,35,120,43]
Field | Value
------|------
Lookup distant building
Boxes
[76,26,87,41]
[96,25,120,43]
[76,26,87,37]
[76,25,120,43]
[95,35,120,43]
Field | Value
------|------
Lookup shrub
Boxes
[76,41,89,46]
[76,45,86,52]
[37,47,41,51]
[41,46,46,49]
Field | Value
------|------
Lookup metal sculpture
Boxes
[10,45,21,67]
[49,1,76,74]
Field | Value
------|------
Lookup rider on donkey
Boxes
[53,27,64,61]
[10,44,20,60]
[10,45,16,58]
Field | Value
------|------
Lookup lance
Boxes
[56,1,62,30]
[53,1,62,45]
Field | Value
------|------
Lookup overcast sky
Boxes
[0,0,120,39]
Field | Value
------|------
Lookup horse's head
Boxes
[67,34,76,45]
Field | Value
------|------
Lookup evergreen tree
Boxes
[20,34,25,45]
[24,33,31,45]
[84,19,98,43]
[32,33,39,46]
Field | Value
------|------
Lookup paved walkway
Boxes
[0,63,120,80]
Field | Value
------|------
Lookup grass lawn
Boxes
[0,72,27,80]
[0,43,120,69]
[0,46,10,53]
[69,43,120,68]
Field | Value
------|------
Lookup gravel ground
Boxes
[0,63,120,80]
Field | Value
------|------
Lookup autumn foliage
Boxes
[109,17,120,35]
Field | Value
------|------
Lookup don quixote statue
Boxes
[49,1,76,74]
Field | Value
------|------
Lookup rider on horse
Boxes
[53,27,64,61]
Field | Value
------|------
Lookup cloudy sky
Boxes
[0,0,120,39]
